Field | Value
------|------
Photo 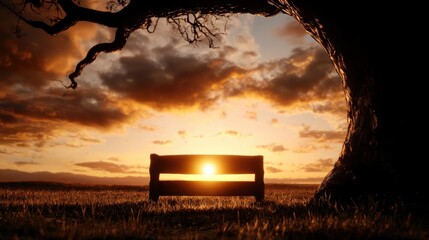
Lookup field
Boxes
[0,182,428,239]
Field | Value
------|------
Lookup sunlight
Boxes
[202,163,216,175]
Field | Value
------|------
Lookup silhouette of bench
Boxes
[149,154,264,202]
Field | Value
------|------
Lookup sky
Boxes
[0,2,347,184]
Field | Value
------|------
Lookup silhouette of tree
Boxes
[1,0,425,201]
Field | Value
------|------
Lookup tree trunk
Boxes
[278,0,426,200]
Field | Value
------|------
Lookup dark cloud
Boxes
[266,166,282,173]
[257,144,287,152]
[219,47,343,115]
[0,8,101,90]
[0,87,134,147]
[275,21,308,41]
[152,140,172,145]
[99,43,244,110]
[0,8,136,148]
[299,125,345,143]
[14,161,38,166]
[300,158,335,172]
[311,100,347,116]
[0,118,55,147]
[75,161,140,174]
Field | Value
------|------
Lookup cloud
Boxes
[223,47,343,114]
[139,125,156,131]
[266,166,282,173]
[152,140,172,145]
[299,125,345,143]
[220,111,227,118]
[14,161,38,166]
[99,43,244,110]
[217,130,250,137]
[0,7,104,91]
[0,10,345,151]
[0,87,135,147]
[257,144,287,152]
[107,157,120,162]
[99,23,343,114]
[275,21,308,42]
[292,143,331,153]
[78,135,102,143]
[177,130,187,136]
[74,161,142,174]
[270,118,279,125]
[0,8,138,148]
[310,100,347,116]
[300,158,335,172]
[245,111,257,120]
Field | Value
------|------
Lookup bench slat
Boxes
[157,181,262,196]
[150,154,263,174]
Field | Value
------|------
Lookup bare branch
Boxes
[167,12,229,48]
[67,26,138,89]
[1,0,280,88]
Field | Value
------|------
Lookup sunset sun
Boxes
[202,163,216,175]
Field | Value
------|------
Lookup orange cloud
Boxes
[245,111,258,120]
[275,21,308,42]
[75,161,142,174]
[79,136,102,143]
[217,130,250,137]
[177,130,187,136]
[152,140,172,145]
[257,144,287,152]
[0,8,103,90]
[266,166,283,173]
[299,125,345,143]
[270,118,279,125]
[14,161,38,166]
[139,125,157,131]
[300,158,335,172]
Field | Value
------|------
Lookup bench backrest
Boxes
[149,154,264,201]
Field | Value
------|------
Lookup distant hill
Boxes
[0,169,150,186]
[0,169,322,186]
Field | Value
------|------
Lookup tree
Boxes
[1,0,425,201]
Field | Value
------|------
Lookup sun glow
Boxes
[202,163,216,175]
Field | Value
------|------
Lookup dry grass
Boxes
[0,182,427,239]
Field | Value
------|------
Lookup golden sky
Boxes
[0,6,347,184]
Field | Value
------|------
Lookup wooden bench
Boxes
[149,154,264,202]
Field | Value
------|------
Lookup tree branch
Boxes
[2,0,281,88]
[66,26,136,89]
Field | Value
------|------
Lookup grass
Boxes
[0,182,427,239]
